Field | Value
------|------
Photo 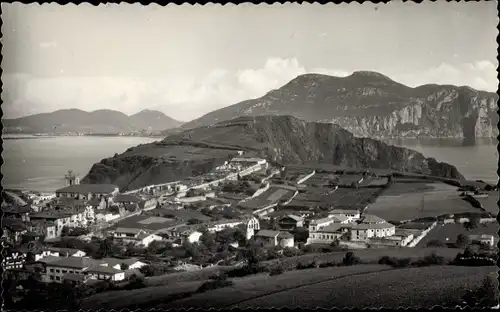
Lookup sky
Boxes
[2,2,498,121]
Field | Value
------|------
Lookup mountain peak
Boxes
[350,71,393,80]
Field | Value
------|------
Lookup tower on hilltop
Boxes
[65,170,80,187]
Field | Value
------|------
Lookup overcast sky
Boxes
[2,2,498,121]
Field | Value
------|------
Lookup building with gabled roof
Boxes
[277,214,304,230]
[55,184,119,201]
[254,229,294,248]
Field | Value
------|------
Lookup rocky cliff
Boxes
[176,72,498,140]
[83,115,465,191]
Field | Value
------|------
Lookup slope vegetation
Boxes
[82,115,465,191]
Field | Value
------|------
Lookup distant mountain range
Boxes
[2,109,183,134]
[167,71,499,140]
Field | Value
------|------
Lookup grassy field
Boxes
[145,265,233,286]
[81,247,480,309]
[366,182,480,221]
[162,265,393,309]
[234,266,496,309]
[260,247,463,271]
[81,280,205,309]
[417,223,500,247]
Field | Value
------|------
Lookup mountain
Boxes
[172,71,499,140]
[129,109,184,131]
[2,109,183,134]
[82,115,464,191]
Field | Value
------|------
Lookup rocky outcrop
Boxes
[83,115,465,191]
[176,72,498,140]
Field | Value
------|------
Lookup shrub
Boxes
[412,253,445,267]
[426,240,445,247]
[378,256,411,268]
[269,265,285,276]
[296,262,317,270]
[226,264,266,278]
[342,252,360,266]
[196,279,234,293]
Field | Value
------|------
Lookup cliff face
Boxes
[177,72,498,140]
[83,115,465,191]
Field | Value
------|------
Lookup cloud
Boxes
[3,57,497,121]
[393,60,498,92]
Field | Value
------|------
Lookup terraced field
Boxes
[233,266,496,309]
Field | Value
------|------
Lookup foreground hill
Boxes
[2,109,183,134]
[82,115,464,191]
[173,71,498,139]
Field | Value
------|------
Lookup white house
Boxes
[306,223,353,245]
[468,234,495,247]
[350,215,395,241]
[181,230,203,244]
[254,230,294,248]
[55,184,120,201]
[101,257,147,271]
[207,219,244,233]
[308,217,338,232]
[95,211,120,223]
[44,257,103,283]
[113,228,164,247]
[30,205,96,237]
[84,266,125,282]
[328,209,361,222]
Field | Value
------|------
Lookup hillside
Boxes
[2,109,183,134]
[82,115,465,191]
[172,71,499,140]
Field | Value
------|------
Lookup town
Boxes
[2,152,498,309]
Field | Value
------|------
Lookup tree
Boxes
[456,234,469,248]
[120,263,129,270]
[200,232,217,250]
[469,215,480,229]
[61,226,70,237]
[187,218,203,225]
[186,189,196,198]
[342,251,359,266]
[350,182,358,189]
[25,251,36,263]
[98,238,114,258]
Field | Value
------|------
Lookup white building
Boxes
[307,223,353,245]
[30,206,96,237]
[468,234,495,247]
[113,228,164,247]
[254,230,294,248]
[350,214,395,241]
[328,209,361,222]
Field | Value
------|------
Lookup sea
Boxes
[2,134,498,193]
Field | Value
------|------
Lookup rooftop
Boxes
[255,229,280,238]
[101,257,143,267]
[46,257,103,269]
[86,265,123,275]
[278,214,304,222]
[317,223,352,233]
[115,227,144,235]
[351,222,395,230]
[56,184,119,194]
[360,214,387,224]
